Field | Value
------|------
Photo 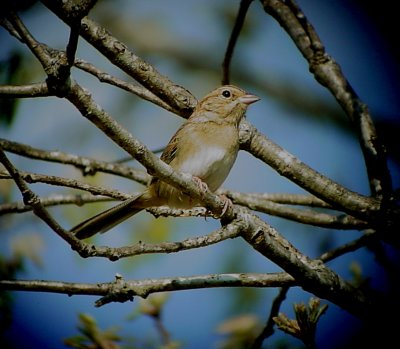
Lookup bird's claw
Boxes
[192,176,209,196]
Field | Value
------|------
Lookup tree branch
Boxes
[3,3,388,321]
[0,170,132,201]
[251,286,290,348]
[319,230,378,262]
[241,122,381,218]
[224,189,368,229]
[40,0,197,117]
[0,138,150,184]
[221,191,332,208]
[239,211,372,318]
[65,80,234,219]
[0,148,84,252]
[0,194,113,214]
[260,0,392,199]
[0,272,296,307]
[74,59,176,113]
[0,82,50,97]
[6,12,71,96]
[67,219,245,260]
[222,0,255,84]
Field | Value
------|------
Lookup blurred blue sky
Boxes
[1,0,399,348]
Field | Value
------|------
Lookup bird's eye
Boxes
[222,89,231,98]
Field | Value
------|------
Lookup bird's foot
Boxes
[192,176,209,196]
[218,194,233,217]
[205,194,233,219]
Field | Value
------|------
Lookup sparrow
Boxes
[71,85,260,239]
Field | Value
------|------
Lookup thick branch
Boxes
[241,121,381,217]
[65,80,233,219]
[238,210,373,318]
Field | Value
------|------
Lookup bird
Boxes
[71,85,260,239]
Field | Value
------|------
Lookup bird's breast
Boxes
[177,142,238,192]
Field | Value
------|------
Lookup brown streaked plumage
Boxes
[71,85,260,239]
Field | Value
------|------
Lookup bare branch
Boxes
[0,17,23,41]
[74,59,176,113]
[225,189,368,229]
[220,191,332,208]
[66,26,80,68]
[319,230,378,263]
[260,0,392,199]
[0,82,50,97]
[239,211,371,318]
[6,12,71,96]
[0,194,112,214]
[0,170,132,201]
[0,138,150,184]
[240,121,381,218]
[70,219,245,260]
[222,0,255,84]
[0,148,84,251]
[40,0,197,117]
[65,80,235,219]
[0,272,296,305]
[2,1,389,322]
[251,286,290,348]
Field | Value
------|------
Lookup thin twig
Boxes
[0,17,23,41]
[0,138,150,184]
[75,59,176,113]
[0,82,50,97]
[0,170,131,201]
[224,189,368,229]
[222,0,254,84]
[66,25,80,67]
[221,190,331,208]
[251,286,289,348]
[0,194,113,214]
[68,219,245,260]
[319,230,378,262]
[5,12,52,67]
[0,272,296,302]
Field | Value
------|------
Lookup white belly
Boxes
[178,145,237,191]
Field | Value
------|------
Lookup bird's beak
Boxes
[238,94,260,105]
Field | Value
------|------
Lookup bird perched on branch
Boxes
[71,85,259,239]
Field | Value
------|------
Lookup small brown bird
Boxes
[71,85,259,239]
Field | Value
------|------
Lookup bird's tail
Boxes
[71,194,144,239]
